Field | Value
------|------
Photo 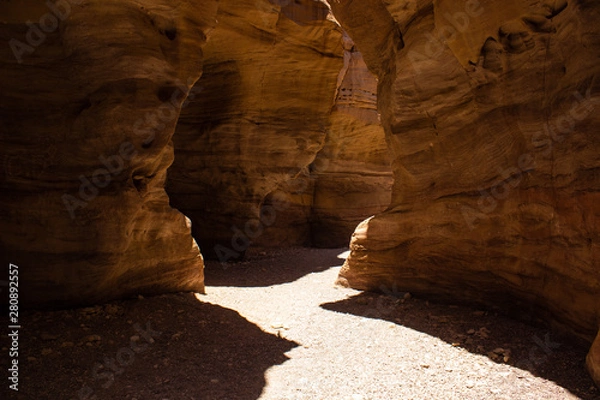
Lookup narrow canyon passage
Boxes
[1,0,599,396]
[7,248,597,399]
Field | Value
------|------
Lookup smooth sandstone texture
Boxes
[167,0,392,257]
[310,33,393,248]
[329,0,599,385]
[0,0,218,307]
[589,331,600,388]
[167,0,343,259]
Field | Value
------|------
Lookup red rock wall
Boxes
[167,0,393,258]
[329,0,600,385]
[310,33,393,248]
[0,0,218,307]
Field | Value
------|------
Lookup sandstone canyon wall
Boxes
[310,33,393,248]
[0,0,598,387]
[329,0,600,385]
[167,0,392,258]
[0,0,218,307]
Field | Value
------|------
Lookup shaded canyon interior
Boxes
[0,0,598,387]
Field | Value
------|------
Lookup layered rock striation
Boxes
[0,0,218,307]
[329,0,600,385]
[167,0,344,260]
[310,33,393,248]
[167,0,393,257]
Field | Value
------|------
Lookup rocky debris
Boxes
[587,331,600,388]
[40,333,59,341]
[2,249,598,398]
[85,334,101,343]
[488,347,512,363]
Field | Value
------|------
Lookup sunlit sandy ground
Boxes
[4,248,598,400]
[203,248,598,400]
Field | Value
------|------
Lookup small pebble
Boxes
[40,333,58,341]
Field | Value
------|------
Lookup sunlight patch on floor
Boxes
[194,252,585,400]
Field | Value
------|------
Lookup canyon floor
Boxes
[3,247,599,400]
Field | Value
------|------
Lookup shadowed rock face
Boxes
[167,0,343,259]
[0,0,218,307]
[167,0,392,257]
[0,0,391,306]
[329,0,600,385]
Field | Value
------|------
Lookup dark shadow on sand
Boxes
[4,293,297,400]
[320,292,599,400]
[204,247,347,287]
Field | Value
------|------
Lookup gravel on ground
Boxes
[2,247,599,400]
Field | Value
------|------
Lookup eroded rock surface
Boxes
[329,0,600,385]
[310,33,393,247]
[0,0,218,307]
[167,1,392,257]
[167,0,344,260]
